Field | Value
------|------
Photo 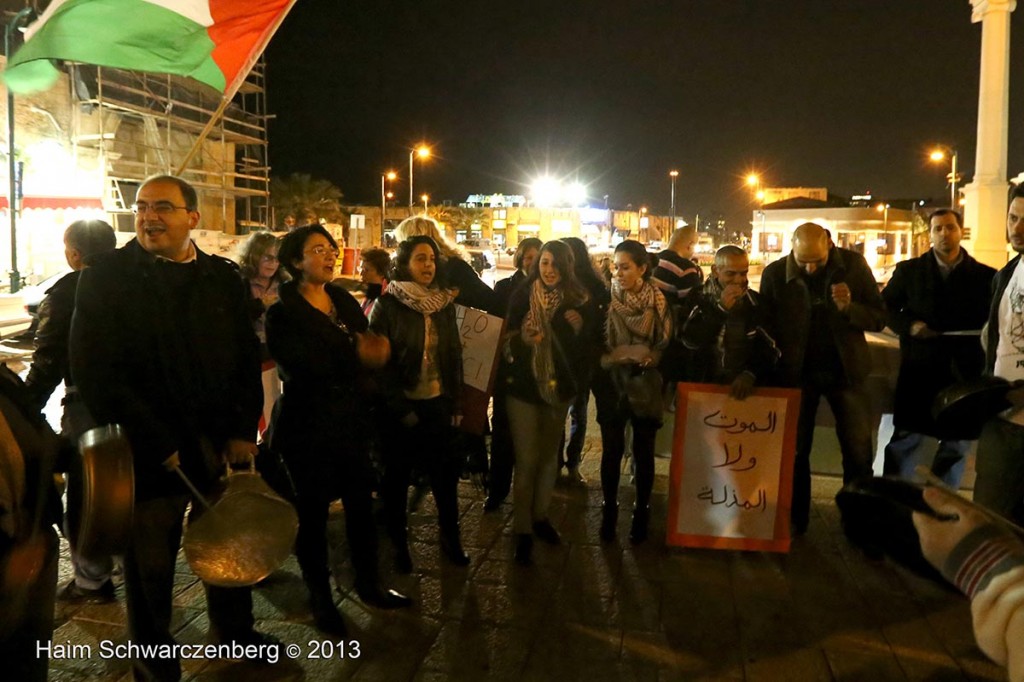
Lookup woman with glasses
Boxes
[504,240,591,565]
[238,231,287,437]
[368,235,470,573]
[266,225,410,637]
[595,240,672,544]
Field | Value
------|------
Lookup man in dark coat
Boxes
[759,222,886,534]
[652,226,704,382]
[681,245,778,398]
[70,175,270,681]
[882,208,995,488]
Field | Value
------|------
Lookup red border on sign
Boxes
[666,382,801,553]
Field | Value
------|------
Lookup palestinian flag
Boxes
[3,0,296,95]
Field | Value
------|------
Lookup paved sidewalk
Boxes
[44,446,1002,682]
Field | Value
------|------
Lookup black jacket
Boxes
[681,283,777,385]
[70,239,262,497]
[24,271,79,410]
[985,255,1022,376]
[265,281,371,496]
[504,283,594,405]
[491,269,527,318]
[759,247,886,387]
[883,249,995,433]
[368,291,463,419]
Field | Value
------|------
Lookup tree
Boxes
[431,205,486,238]
[269,173,344,228]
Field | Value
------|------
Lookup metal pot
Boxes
[182,461,298,587]
[66,425,134,562]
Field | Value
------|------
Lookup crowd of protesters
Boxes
[2,174,1023,681]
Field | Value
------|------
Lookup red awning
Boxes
[0,196,104,210]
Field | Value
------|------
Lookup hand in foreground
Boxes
[564,309,583,334]
[831,282,852,313]
[356,332,391,368]
[909,320,938,339]
[729,372,755,400]
[720,284,747,311]
[223,439,258,466]
[912,486,987,570]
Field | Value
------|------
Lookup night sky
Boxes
[264,0,1024,230]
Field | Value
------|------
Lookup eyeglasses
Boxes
[305,245,339,258]
[131,201,189,215]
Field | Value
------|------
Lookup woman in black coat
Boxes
[266,224,410,637]
[369,235,470,573]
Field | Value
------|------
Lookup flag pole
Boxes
[175,0,298,176]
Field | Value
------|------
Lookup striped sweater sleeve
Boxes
[942,525,1024,678]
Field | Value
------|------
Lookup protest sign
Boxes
[667,383,800,552]
[455,305,504,434]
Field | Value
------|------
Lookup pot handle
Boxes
[224,453,257,478]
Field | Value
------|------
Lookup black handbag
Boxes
[612,364,664,420]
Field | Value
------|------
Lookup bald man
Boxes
[759,223,886,534]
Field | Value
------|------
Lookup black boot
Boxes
[390,527,414,574]
[440,527,470,566]
[514,533,533,566]
[600,502,618,542]
[629,505,649,545]
[306,579,346,637]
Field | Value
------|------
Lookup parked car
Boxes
[462,238,496,274]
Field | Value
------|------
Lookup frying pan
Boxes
[931,376,1013,440]
[66,425,134,561]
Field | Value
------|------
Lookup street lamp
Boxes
[421,194,429,212]
[409,145,430,207]
[669,170,679,226]
[381,170,396,245]
[876,202,890,268]
[929,147,959,209]
[5,6,35,293]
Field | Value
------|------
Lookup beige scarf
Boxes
[387,280,456,314]
[523,280,564,405]
[607,278,671,350]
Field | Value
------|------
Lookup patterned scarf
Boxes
[607,278,671,350]
[523,280,564,404]
[386,280,456,314]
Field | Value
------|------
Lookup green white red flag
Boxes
[3,0,296,96]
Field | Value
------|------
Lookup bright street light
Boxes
[409,144,431,207]
[530,176,561,207]
[929,146,959,209]
[381,170,397,244]
[746,174,759,187]
[669,170,679,225]
[421,193,429,211]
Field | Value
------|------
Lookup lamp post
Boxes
[669,170,679,227]
[929,147,959,209]
[408,145,430,207]
[5,6,34,294]
[746,174,762,256]
[381,170,396,246]
[876,202,890,269]
[421,194,429,212]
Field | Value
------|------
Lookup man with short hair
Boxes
[71,175,270,680]
[975,184,1024,526]
[653,226,704,381]
[759,223,886,534]
[882,209,995,488]
[681,245,777,398]
[26,219,118,605]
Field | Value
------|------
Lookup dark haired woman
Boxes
[485,237,542,511]
[266,224,410,636]
[369,235,470,572]
[559,237,611,483]
[505,240,591,564]
[595,239,671,544]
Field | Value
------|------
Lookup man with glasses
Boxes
[71,175,271,680]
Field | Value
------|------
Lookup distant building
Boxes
[760,187,828,204]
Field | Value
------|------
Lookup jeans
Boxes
[560,368,594,470]
[793,383,875,530]
[507,396,569,534]
[124,494,255,681]
[974,417,1024,525]
[882,430,970,489]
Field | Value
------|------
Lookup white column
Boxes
[963,0,1016,268]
